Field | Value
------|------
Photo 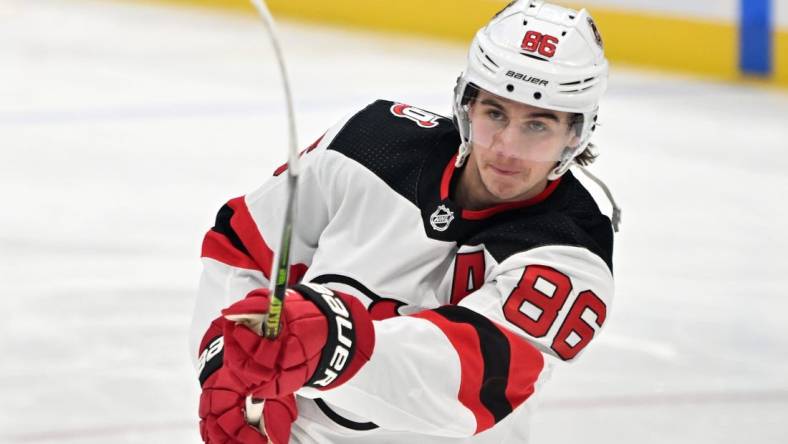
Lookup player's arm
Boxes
[219,245,613,437]
[189,113,353,363]
[190,120,348,443]
[320,245,613,436]
[459,245,614,364]
[319,246,612,435]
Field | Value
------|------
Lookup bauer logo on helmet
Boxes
[505,70,549,86]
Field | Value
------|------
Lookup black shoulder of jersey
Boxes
[325,100,460,204]
[468,171,614,273]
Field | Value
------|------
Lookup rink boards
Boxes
[147,0,788,86]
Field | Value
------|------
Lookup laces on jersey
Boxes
[576,165,622,233]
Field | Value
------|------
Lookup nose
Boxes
[490,125,521,159]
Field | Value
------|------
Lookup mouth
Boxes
[488,164,519,176]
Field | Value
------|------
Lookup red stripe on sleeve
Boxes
[500,329,543,411]
[226,197,275,280]
[411,310,495,434]
[288,263,308,285]
[201,230,259,270]
[223,197,309,285]
[273,134,325,176]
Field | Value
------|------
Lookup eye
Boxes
[527,121,547,132]
[486,109,506,121]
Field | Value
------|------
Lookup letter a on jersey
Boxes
[450,251,486,305]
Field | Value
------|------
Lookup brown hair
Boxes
[569,113,598,166]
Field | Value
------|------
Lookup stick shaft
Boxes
[249,0,300,338]
[264,173,296,338]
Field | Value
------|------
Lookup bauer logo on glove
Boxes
[221,283,375,399]
[197,336,224,386]
[299,283,356,388]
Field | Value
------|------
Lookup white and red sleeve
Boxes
[464,245,614,364]
[308,245,613,437]
[189,116,351,365]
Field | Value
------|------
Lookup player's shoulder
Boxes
[474,171,615,272]
[346,99,453,131]
[325,99,459,157]
[317,100,460,202]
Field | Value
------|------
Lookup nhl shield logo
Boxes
[430,205,455,232]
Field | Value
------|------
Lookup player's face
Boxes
[464,90,578,205]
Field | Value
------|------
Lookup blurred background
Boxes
[1,0,786,443]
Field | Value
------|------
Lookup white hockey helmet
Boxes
[454,0,608,179]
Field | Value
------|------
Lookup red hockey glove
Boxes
[197,320,297,444]
[221,283,376,399]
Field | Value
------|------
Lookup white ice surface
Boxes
[1,1,787,443]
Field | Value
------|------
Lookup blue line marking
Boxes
[740,0,772,76]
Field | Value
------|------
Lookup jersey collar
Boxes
[440,154,562,221]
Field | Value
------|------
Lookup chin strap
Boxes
[575,165,622,232]
[547,158,572,181]
[455,101,473,168]
[455,141,471,168]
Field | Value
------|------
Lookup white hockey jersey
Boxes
[191,100,615,443]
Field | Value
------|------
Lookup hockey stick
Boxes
[249,0,300,340]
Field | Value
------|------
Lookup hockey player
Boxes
[192,1,616,442]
